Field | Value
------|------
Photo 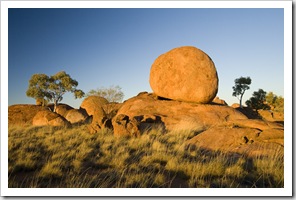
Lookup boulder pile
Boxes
[8,46,284,156]
[8,96,110,129]
[109,46,283,156]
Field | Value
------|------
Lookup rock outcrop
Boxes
[54,104,74,117]
[8,104,49,126]
[65,109,90,124]
[185,124,283,157]
[111,91,284,156]
[212,96,228,105]
[112,92,247,134]
[231,103,240,108]
[112,114,140,137]
[258,109,284,122]
[80,96,109,133]
[32,110,70,127]
[149,46,218,103]
[80,96,108,116]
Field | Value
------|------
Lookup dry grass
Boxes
[8,124,284,188]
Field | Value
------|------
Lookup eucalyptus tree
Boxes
[232,76,252,108]
[26,71,85,112]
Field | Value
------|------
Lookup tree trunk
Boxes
[53,100,58,113]
[240,90,245,108]
[240,97,243,108]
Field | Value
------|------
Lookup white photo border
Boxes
[1,0,292,197]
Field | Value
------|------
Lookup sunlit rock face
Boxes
[149,46,218,104]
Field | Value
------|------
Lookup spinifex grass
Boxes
[8,124,284,188]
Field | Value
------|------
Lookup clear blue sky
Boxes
[8,8,284,108]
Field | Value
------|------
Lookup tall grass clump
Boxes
[8,124,284,188]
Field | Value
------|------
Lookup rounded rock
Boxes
[32,110,70,127]
[149,46,218,103]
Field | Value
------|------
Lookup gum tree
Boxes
[87,85,124,103]
[87,85,124,119]
[246,89,270,111]
[26,71,85,112]
[232,76,252,108]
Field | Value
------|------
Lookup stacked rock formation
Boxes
[110,46,283,157]
[8,45,284,157]
[113,46,222,136]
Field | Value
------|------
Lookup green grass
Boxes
[8,124,284,188]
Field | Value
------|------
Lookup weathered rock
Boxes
[149,46,218,103]
[65,109,89,124]
[47,103,74,117]
[223,119,283,131]
[231,103,240,108]
[258,109,284,122]
[86,115,113,133]
[80,96,109,133]
[8,104,49,126]
[32,110,70,127]
[258,128,284,146]
[80,96,108,117]
[112,114,140,137]
[212,96,228,105]
[185,126,283,157]
[113,92,247,134]
[55,104,74,117]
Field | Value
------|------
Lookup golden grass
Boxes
[8,124,284,188]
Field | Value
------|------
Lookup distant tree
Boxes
[26,71,85,112]
[245,89,270,111]
[273,96,284,113]
[266,92,284,112]
[87,85,124,119]
[87,85,124,103]
[232,76,252,108]
[265,92,276,106]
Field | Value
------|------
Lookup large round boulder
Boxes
[32,110,70,127]
[149,46,218,103]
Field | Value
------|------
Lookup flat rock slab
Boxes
[185,126,283,157]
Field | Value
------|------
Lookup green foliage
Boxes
[265,92,284,112]
[232,76,252,108]
[87,85,124,103]
[26,71,85,111]
[8,125,284,188]
[246,89,270,111]
[36,98,48,106]
[26,74,50,100]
